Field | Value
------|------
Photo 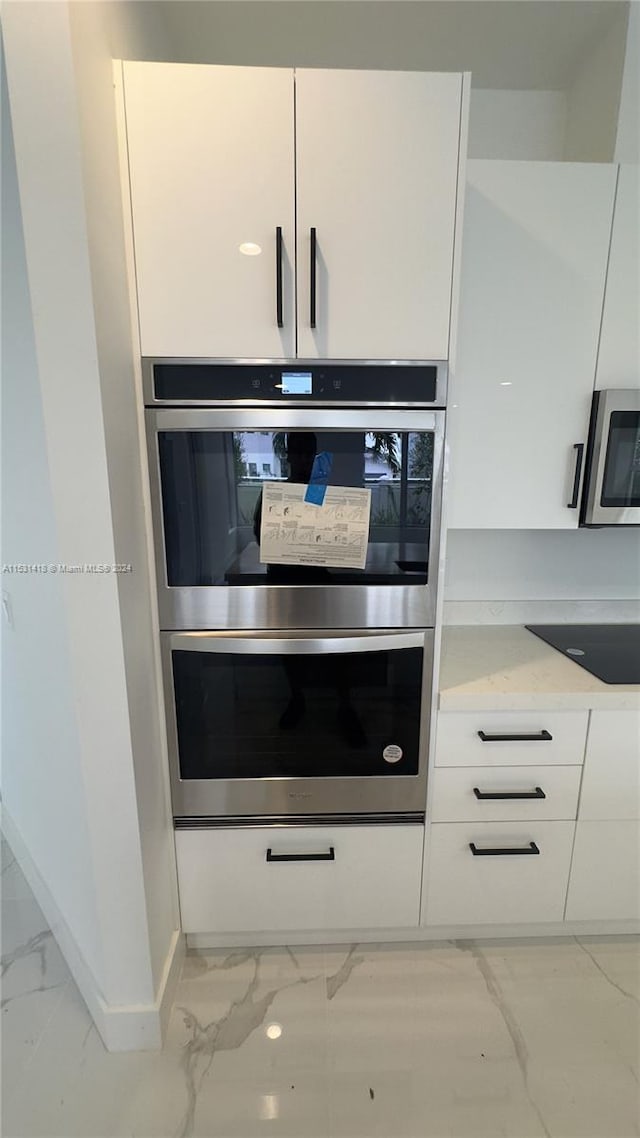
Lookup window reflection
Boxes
[158,431,433,587]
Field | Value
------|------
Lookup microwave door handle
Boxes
[567,442,584,508]
[167,631,426,654]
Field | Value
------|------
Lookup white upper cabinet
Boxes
[295,70,463,360]
[123,63,296,359]
[122,64,464,361]
[447,161,617,529]
[596,165,640,390]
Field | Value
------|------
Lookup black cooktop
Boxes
[526,624,640,685]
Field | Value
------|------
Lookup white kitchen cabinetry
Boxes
[295,70,462,360]
[430,765,581,823]
[122,63,464,361]
[425,821,576,926]
[123,63,296,359]
[565,822,640,922]
[434,709,588,768]
[565,710,640,921]
[596,166,640,390]
[176,825,423,934]
[578,710,640,821]
[448,161,617,528]
[424,706,587,927]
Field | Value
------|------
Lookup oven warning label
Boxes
[383,745,403,764]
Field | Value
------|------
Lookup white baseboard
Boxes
[1,806,184,1052]
[187,919,640,951]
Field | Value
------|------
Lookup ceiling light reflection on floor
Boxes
[265,1022,283,1040]
[260,1093,280,1121]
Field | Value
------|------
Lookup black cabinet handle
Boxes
[469,842,540,857]
[276,227,283,328]
[477,730,552,742]
[474,787,546,800]
[310,227,317,329]
[266,847,335,863]
[567,442,584,508]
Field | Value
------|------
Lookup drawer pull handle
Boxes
[477,730,553,743]
[473,787,546,801]
[469,841,540,857]
[266,847,335,863]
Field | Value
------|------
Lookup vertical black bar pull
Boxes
[276,227,283,328]
[310,227,317,329]
[567,443,584,508]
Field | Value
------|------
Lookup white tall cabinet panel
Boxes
[596,165,640,389]
[565,822,640,922]
[448,161,617,528]
[295,70,463,361]
[123,63,296,359]
[565,710,640,922]
[578,710,640,821]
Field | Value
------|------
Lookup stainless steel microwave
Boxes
[581,389,640,527]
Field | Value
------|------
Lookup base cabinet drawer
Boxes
[425,821,575,926]
[176,825,423,933]
[430,765,581,823]
[565,820,640,921]
[436,711,588,767]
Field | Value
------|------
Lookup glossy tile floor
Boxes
[2,835,639,1138]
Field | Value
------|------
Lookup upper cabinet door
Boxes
[447,161,617,529]
[123,63,295,359]
[596,165,640,390]
[295,70,463,361]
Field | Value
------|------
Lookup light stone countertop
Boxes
[439,625,640,711]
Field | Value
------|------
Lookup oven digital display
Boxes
[281,371,313,395]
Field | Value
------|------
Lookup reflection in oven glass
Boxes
[158,430,433,587]
[172,647,423,781]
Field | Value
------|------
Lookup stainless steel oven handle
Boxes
[168,630,427,654]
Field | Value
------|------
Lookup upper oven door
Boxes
[582,390,640,526]
[146,408,445,629]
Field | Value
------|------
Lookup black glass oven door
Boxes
[155,428,435,586]
[164,631,430,819]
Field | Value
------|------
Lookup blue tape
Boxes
[304,483,327,506]
[304,452,332,506]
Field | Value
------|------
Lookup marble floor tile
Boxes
[2,890,72,1092]
[2,839,639,1138]
[1,843,34,902]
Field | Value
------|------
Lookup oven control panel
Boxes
[147,362,442,406]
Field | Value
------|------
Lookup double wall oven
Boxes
[144,359,446,824]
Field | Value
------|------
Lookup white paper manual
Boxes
[259,482,372,570]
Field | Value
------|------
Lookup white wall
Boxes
[67,0,179,1005]
[468,90,567,160]
[1,60,105,990]
[615,1,639,162]
[445,529,640,603]
[2,0,179,1033]
[564,4,629,161]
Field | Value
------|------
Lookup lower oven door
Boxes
[163,629,433,822]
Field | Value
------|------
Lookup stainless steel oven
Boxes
[581,389,640,526]
[162,628,432,822]
[145,358,445,823]
[144,359,446,629]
